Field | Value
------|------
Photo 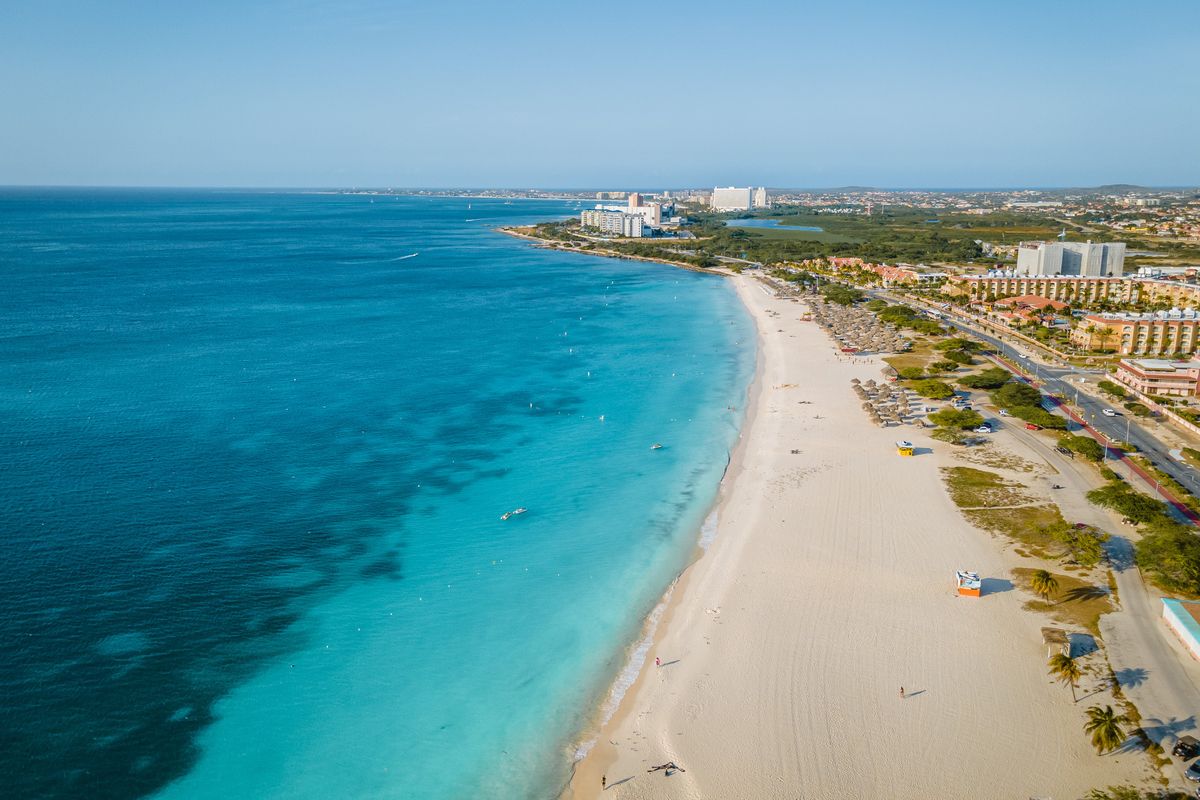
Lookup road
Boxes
[886,291,1200,511]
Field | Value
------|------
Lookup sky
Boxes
[1,0,1198,188]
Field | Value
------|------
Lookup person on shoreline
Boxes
[900,686,905,699]
[601,775,606,790]
[655,656,661,667]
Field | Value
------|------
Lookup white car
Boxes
[1102,409,1119,417]
[974,425,992,434]
[998,409,1011,417]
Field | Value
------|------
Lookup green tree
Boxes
[1097,380,1128,399]
[1030,569,1059,602]
[1043,522,1109,567]
[992,382,1043,409]
[1083,705,1129,755]
[1048,652,1081,702]
[910,379,956,400]
[958,368,1011,390]
[1135,517,1200,594]
[897,367,925,380]
[928,408,985,430]
[934,337,984,353]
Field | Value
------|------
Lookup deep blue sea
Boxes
[0,190,754,799]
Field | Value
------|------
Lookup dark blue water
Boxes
[0,190,753,798]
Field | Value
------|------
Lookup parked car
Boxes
[1175,735,1200,759]
[1186,758,1200,782]
[1054,446,1075,458]
[974,425,992,434]
[1102,408,1119,417]
[1025,423,1043,431]
[998,409,1011,417]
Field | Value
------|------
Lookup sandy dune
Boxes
[568,275,1149,800]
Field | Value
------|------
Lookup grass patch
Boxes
[942,466,1032,508]
[883,338,936,373]
[953,447,1042,473]
[964,505,1066,557]
[1013,567,1113,636]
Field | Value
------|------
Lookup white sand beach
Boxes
[568,274,1149,799]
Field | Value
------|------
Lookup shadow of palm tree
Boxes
[1114,666,1149,688]
[1062,585,1108,603]
[1137,714,1197,744]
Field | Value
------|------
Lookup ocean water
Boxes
[0,190,754,799]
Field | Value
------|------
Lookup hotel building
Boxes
[1015,241,1127,277]
[1114,358,1200,398]
[1071,309,1200,355]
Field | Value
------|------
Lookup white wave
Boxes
[573,579,676,761]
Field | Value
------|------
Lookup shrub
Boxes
[930,360,959,373]
[935,337,984,353]
[864,299,888,312]
[1057,434,1106,462]
[1008,405,1068,430]
[944,349,973,365]
[821,284,862,305]
[931,427,965,445]
[958,368,1011,390]
[1099,466,1120,481]
[1043,521,1109,567]
[897,367,925,380]
[1122,400,1152,417]
[928,408,985,430]
[1136,518,1200,594]
[910,379,956,400]
[1086,482,1170,525]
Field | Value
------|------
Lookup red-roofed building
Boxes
[993,295,1070,312]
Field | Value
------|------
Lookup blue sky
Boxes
[1,0,1197,188]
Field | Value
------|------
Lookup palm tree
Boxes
[1048,653,1082,702]
[1084,704,1130,754]
[1030,569,1059,603]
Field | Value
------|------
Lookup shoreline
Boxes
[561,271,1149,798]
[561,286,767,797]
[497,227,726,276]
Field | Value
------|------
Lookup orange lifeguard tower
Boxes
[956,570,982,597]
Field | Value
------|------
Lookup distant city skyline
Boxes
[1,0,1197,188]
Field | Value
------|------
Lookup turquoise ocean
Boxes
[0,190,754,798]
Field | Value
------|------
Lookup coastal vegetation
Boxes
[1013,567,1114,635]
[910,379,956,400]
[1030,569,1059,602]
[957,367,1012,389]
[1058,434,1106,462]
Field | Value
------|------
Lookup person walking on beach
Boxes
[900,686,905,699]
[601,775,606,790]
[655,656,661,667]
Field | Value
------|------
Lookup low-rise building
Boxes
[1071,309,1200,355]
[994,295,1070,312]
[1114,358,1200,398]
[943,275,1139,305]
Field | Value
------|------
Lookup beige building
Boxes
[945,275,1138,305]
[1072,310,1200,355]
[1114,358,1200,397]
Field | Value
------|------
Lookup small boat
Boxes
[512,507,527,516]
[500,507,528,521]
[500,511,513,521]
[650,443,663,450]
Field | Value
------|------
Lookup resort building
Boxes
[993,295,1070,313]
[1137,279,1200,309]
[942,275,1139,305]
[711,187,753,211]
[753,187,770,208]
[580,209,645,237]
[1114,358,1200,398]
[1071,309,1200,355]
[1015,241,1127,277]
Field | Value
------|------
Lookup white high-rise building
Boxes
[753,187,770,208]
[711,187,753,211]
[1016,241,1127,277]
[580,209,644,237]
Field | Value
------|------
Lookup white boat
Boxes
[651,443,663,450]
[501,507,527,521]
